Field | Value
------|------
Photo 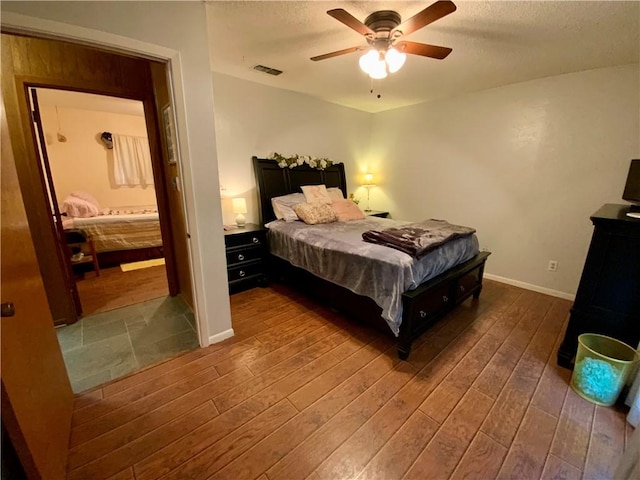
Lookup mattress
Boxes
[64,212,162,252]
[266,217,479,335]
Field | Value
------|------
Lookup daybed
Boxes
[61,195,163,268]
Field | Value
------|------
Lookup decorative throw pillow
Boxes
[331,199,365,221]
[327,187,345,201]
[271,193,305,222]
[61,196,100,218]
[301,184,332,204]
[293,202,337,225]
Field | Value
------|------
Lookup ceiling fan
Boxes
[311,0,456,79]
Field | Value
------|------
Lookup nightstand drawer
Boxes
[226,246,263,266]
[227,260,264,284]
[224,231,265,249]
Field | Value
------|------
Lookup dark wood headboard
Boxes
[253,156,348,225]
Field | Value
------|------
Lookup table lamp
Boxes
[362,173,376,212]
[232,197,247,227]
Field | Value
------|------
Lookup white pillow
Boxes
[61,196,100,218]
[327,187,345,201]
[271,193,305,222]
[301,184,331,204]
[69,191,101,210]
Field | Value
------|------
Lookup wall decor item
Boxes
[162,105,178,165]
[268,152,338,170]
[100,131,113,149]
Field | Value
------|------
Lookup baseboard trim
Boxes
[484,273,575,301]
[209,328,234,345]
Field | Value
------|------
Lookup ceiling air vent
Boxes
[253,65,283,76]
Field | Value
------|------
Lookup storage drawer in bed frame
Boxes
[398,251,490,359]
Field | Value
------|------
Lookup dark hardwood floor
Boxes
[65,280,633,479]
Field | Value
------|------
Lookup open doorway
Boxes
[34,88,198,392]
[36,88,168,314]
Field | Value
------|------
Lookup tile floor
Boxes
[56,295,198,393]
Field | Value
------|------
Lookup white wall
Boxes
[212,73,373,226]
[370,64,640,297]
[40,105,158,209]
[2,1,231,344]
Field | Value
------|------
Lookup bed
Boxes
[253,156,490,359]
[63,209,163,268]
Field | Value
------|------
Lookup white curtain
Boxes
[112,134,153,186]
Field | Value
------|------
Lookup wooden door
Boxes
[1,34,79,326]
[29,87,83,316]
[1,97,73,479]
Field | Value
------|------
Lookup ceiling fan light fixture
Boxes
[313,3,456,81]
[386,47,406,73]
[359,49,388,79]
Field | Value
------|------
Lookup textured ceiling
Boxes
[206,1,640,113]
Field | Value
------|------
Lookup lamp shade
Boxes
[364,173,374,185]
[386,48,406,73]
[369,59,388,79]
[232,197,247,214]
[359,50,379,74]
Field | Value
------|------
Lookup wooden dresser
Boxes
[224,224,268,293]
[557,204,640,368]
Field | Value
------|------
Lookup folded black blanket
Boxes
[362,219,476,259]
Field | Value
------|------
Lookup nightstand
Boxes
[224,223,268,293]
[364,210,389,218]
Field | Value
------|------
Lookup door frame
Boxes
[0,15,212,347]
[9,57,181,321]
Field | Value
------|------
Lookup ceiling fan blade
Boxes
[327,9,375,36]
[311,46,364,62]
[397,41,452,59]
[392,1,457,37]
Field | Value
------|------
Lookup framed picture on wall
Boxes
[162,105,178,165]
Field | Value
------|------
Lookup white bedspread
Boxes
[65,212,162,252]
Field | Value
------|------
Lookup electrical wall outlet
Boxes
[548,260,558,272]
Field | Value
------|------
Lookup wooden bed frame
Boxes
[253,156,490,359]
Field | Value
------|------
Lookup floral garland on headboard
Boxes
[268,152,339,170]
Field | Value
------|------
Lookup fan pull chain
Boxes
[369,78,382,99]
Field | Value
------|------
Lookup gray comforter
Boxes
[266,217,479,336]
